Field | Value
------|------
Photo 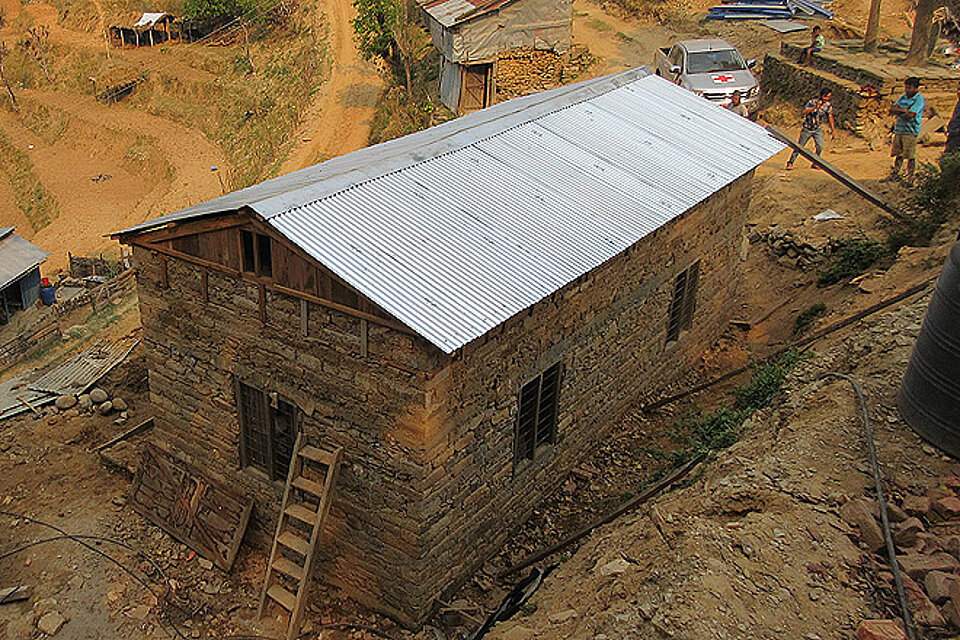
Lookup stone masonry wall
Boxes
[132,246,443,626]
[415,172,756,608]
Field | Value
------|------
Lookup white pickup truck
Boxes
[654,39,760,111]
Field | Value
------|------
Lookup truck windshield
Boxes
[686,50,745,74]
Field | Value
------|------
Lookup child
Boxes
[802,26,825,66]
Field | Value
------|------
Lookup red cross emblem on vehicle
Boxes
[713,74,735,83]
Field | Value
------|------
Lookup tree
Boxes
[0,41,17,112]
[353,0,429,94]
[905,0,937,65]
[183,0,254,33]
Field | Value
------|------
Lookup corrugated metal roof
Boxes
[0,231,48,291]
[422,0,512,27]
[118,68,783,354]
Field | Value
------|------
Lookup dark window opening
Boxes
[256,233,273,278]
[515,362,562,463]
[667,260,700,343]
[237,380,299,481]
[241,230,256,273]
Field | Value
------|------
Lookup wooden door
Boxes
[460,64,491,114]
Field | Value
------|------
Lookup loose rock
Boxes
[54,395,77,410]
[89,388,108,404]
[37,611,66,636]
[98,401,114,415]
[113,397,128,412]
[854,620,907,640]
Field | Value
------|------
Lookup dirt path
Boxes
[0,90,226,271]
[279,0,383,173]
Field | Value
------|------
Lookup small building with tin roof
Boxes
[421,0,573,113]
[114,68,782,628]
[0,228,49,325]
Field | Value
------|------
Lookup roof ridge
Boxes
[266,69,650,222]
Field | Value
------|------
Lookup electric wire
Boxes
[0,510,400,640]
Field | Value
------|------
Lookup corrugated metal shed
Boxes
[0,229,49,291]
[118,68,783,354]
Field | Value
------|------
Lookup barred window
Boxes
[515,363,563,463]
[667,261,700,343]
[236,380,298,480]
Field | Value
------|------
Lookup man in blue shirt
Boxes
[888,76,925,180]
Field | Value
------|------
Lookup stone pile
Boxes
[55,387,131,425]
[842,469,960,634]
[753,226,828,269]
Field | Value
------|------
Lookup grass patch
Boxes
[817,238,886,286]
[793,303,826,336]
[886,154,960,249]
[587,18,613,32]
[0,130,60,232]
[665,350,802,463]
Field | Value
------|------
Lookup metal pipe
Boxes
[819,373,916,640]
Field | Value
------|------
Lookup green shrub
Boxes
[793,303,826,336]
[817,238,886,286]
[668,351,801,463]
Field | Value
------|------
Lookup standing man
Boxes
[888,76,925,180]
[726,91,749,118]
[945,80,960,157]
[786,88,836,170]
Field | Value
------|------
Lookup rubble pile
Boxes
[54,386,132,425]
[841,468,960,634]
[753,226,829,269]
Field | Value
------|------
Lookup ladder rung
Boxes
[266,584,296,611]
[278,531,310,556]
[292,476,325,496]
[284,504,318,526]
[299,445,334,466]
[272,556,305,581]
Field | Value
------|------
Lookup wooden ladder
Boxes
[257,433,341,640]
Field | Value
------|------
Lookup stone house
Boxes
[421,0,572,114]
[114,68,782,628]
[0,228,48,325]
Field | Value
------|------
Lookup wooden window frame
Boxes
[239,229,273,279]
[514,362,563,464]
[235,379,300,482]
[666,260,700,344]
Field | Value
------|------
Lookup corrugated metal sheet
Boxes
[119,68,783,354]
[422,0,512,27]
[0,231,49,291]
[0,337,139,421]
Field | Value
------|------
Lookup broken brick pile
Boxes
[842,469,960,636]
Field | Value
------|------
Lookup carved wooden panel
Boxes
[131,444,253,571]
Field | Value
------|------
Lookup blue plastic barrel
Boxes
[40,285,56,306]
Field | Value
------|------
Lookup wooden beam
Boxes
[136,240,420,337]
[766,125,909,221]
[94,417,155,452]
[300,298,308,337]
[0,586,32,605]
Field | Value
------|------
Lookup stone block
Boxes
[854,620,906,640]
[903,494,932,517]
[893,517,924,547]
[924,571,959,604]
[898,552,960,581]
